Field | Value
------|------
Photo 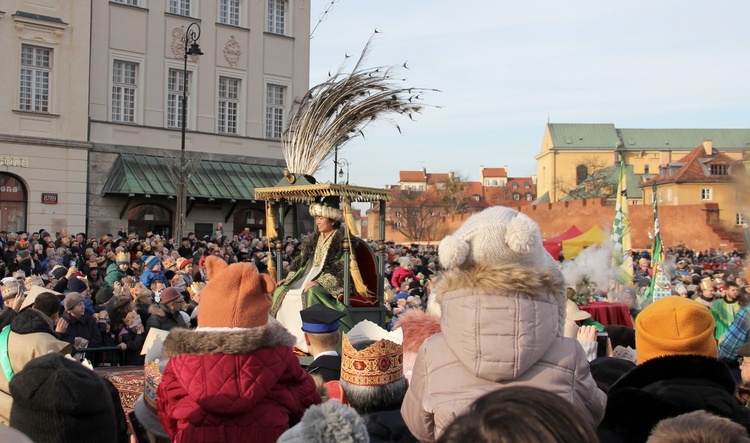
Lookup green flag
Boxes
[643,181,670,302]
[611,154,633,285]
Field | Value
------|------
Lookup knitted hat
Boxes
[197,256,276,329]
[438,207,564,330]
[50,265,67,280]
[64,292,86,311]
[635,296,718,364]
[277,401,368,443]
[438,206,558,274]
[309,196,343,222]
[67,276,88,294]
[9,353,117,443]
[397,256,412,267]
[15,250,30,263]
[176,257,190,270]
[143,256,160,269]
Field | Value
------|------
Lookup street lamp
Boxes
[338,158,351,185]
[170,23,203,243]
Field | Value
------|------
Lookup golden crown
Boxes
[116,251,129,264]
[341,334,403,386]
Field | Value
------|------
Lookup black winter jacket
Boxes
[598,355,750,443]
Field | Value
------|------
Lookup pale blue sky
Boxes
[309,1,750,189]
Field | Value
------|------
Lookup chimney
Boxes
[448,171,455,181]
[702,140,713,156]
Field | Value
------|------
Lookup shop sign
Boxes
[0,157,28,167]
[42,193,58,204]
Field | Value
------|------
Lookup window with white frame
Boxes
[526,193,533,201]
[19,45,51,112]
[111,60,138,122]
[737,213,745,226]
[113,0,139,5]
[395,222,402,229]
[265,84,285,139]
[667,189,672,202]
[267,0,285,34]
[169,0,191,16]
[395,211,401,218]
[513,193,520,200]
[219,0,240,26]
[701,188,712,201]
[658,190,663,202]
[218,76,240,134]
[167,69,190,128]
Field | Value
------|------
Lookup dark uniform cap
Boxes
[300,304,345,333]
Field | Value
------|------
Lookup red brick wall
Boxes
[380,199,739,251]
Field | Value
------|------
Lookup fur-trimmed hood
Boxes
[163,320,295,357]
[436,262,566,381]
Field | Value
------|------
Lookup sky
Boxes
[307,1,750,190]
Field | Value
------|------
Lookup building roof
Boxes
[643,145,738,186]
[426,173,450,185]
[101,153,284,201]
[399,171,425,182]
[548,124,750,151]
[481,168,507,177]
[548,124,620,149]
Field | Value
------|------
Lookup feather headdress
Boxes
[282,34,436,177]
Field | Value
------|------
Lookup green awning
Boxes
[101,153,285,201]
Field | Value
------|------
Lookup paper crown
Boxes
[1,278,19,301]
[161,256,176,269]
[341,324,403,386]
[187,281,205,297]
[116,251,129,264]
[700,278,714,292]
[309,196,343,222]
[24,275,43,291]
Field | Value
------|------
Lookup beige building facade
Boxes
[0,3,92,235]
[0,1,311,239]
[536,123,750,203]
[88,0,310,239]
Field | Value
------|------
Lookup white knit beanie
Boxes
[438,206,556,273]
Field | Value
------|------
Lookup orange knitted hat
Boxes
[635,296,718,364]
[197,256,276,329]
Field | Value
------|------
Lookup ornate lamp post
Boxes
[166,23,203,243]
[337,158,351,185]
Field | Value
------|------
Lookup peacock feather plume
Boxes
[282,33,437,177]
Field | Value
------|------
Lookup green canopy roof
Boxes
[101,153,284,201]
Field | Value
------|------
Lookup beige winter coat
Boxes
[401,263,607,442]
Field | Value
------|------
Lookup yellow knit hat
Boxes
[635,296,717,364]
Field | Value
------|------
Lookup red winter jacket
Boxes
[157,322,321,443]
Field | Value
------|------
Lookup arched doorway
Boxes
[126,204,172,238]
[232,208,265,239]
[0,173,27,233]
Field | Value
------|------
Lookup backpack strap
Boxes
[0,326,14,382]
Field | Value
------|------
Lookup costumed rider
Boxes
[271,196,354,353]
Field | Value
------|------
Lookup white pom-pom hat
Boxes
[438,206,557,273]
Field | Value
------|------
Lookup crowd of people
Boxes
[0,202,748,442]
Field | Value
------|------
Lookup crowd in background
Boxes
[0,220,749,442]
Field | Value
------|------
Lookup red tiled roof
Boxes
[426,173,450,184]
[399,171,425,182]
[481,168,507,177]
[643,145,737,186]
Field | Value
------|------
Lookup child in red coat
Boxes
[157,256,321,442]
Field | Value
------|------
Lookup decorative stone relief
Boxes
[223,36,241,67]
[171,27,186,59]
